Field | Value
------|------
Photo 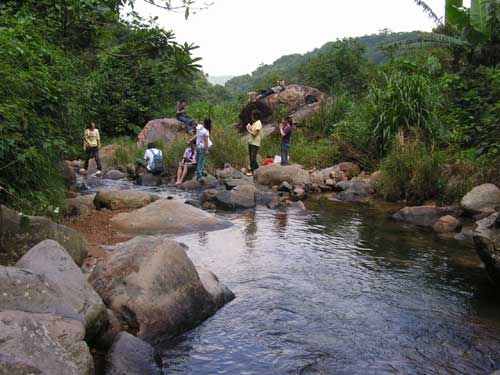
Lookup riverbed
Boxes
[86,178,500,374]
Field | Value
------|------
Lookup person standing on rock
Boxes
[80,122,102,176]
[279,116,293,166]
[176,99,194,134]
[175,141,197,185]
[189,118,212,182]
[247,110,263,174]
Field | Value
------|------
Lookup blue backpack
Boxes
[150,149,164,174]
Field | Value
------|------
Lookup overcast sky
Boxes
[133,0,449,77]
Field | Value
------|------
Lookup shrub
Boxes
[378,136,444,204]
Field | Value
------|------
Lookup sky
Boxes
[133,0,448,77]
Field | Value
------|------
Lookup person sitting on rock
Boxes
[136,143,164,175]
[256,79,286,100]
[175,141,197,185]
[176,99,194,133]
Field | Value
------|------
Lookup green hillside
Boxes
[225,31,420,96]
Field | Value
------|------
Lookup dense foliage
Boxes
[0,0,213,213]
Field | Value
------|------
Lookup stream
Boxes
[86,177,500,375]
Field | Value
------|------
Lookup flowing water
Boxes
[86,178,500,375]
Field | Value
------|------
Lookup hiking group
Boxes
[79,79,292,180]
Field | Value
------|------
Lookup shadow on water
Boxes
[85,178,500,374]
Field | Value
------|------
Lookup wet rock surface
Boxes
[94,190,159,210]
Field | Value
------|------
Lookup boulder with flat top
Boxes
[110,199,232,236]
[461,183,500,215]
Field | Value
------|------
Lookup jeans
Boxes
[248,144,259,172]
[196,147,206,180]
[83,147,102,171]
[177,115,192,132]
[281,142,290,166]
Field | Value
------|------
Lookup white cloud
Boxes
[133,0,446,76]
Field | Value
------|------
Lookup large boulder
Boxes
[0,205,88,266]
[137,118,185,148]
[0,310,93,375]
[215,185,257,210]
[266,84,327,125]
[110,199,232,236]
[89,236,231,343]
[254,164,310,186]
[392,206,455,227]
[94,190,159,210]
[473,212,500,284]
[461,183,500,214]
[15,240,107,340]
[106,332,161,375]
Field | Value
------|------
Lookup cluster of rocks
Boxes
[0,197,235,374]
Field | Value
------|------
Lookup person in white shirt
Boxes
[136,142,164,175]
[175,141,197,185]
[188,118,212,182]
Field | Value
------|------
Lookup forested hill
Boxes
[225,31,420,96]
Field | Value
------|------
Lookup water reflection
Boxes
[161,200,500,375]
[80,178,500,374]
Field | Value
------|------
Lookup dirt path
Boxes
[64,208,133,269]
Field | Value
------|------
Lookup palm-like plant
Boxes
[387,0,499,54]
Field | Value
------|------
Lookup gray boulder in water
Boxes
[106,332,161,375]
[335,181,375,202]
[89,236,233,344]
[0,205,88,266]
[393,206,455,227]
[215,185,257,210]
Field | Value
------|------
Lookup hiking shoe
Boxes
[79,168,86,174]
[96,171,103,176]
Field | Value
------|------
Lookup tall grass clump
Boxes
[111,137,145,172]
[367,71,441,156]
[378,135,444,205]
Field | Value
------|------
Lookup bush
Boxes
[0,14,86,215]
[378,136,444,204]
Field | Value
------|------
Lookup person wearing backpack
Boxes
[136,143,164,175]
